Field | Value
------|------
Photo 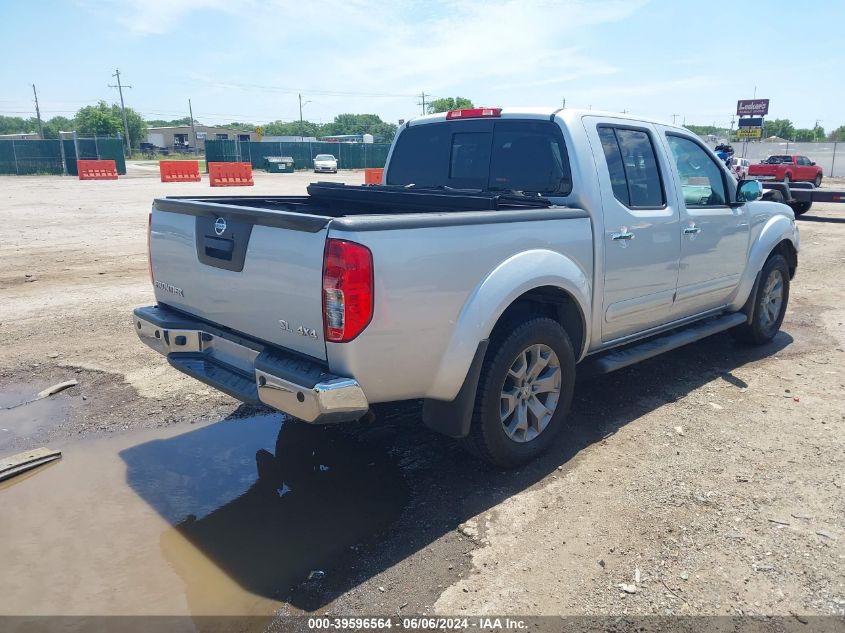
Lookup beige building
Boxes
[145,126,256,151]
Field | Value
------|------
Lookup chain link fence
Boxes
[0,136,126,175]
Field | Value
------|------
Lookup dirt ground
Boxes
[0,169,843,625]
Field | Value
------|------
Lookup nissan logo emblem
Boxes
[214,217,227,236]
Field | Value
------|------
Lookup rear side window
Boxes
[598,126,665,208]
[386,120,572,195]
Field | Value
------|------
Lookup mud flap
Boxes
[421,340,489,439]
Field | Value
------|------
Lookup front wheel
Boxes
[733,254,790,345]
[462,318,575,468]
[814,174,822,187]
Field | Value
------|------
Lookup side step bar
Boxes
[579,312,747,378]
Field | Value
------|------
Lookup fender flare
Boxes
[422,249,591,438]
[728,211,798,313]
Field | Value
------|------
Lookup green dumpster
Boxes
[265,156,294,173]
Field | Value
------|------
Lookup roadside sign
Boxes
[736,128,762,139]
[255,126,263,141]
[737,99,769,116]
[737,117,764,128]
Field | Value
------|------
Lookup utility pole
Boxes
[298,93,312,142]
[419,91,427,115]
[109,68,133,157]
[32,84,44,139]
[188,99,198,155]
[561,97,566,109]
[672,114,679,125]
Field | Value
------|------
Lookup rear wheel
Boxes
[814,174,822,187]
[733,254,790,345]
[462,317,575,468]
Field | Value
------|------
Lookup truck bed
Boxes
[149,183,588,362]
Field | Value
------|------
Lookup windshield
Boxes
[386,119,572,195]
[315,154,336,161]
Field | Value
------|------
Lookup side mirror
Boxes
[811,161,816,166]
[737,179,763,203]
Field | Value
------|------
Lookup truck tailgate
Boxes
[149,199,331,361]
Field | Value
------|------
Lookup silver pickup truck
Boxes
[135,107,799,467]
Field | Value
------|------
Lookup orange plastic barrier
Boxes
[208,162,254,187]
[77,159,118,180]
[160,160,201,183]
[363,168,384,185]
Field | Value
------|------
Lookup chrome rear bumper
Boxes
[133,306,369,424]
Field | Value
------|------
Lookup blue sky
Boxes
[1,0,842,130]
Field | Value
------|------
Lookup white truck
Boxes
[135,107,799,467]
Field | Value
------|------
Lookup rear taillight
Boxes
[445,107,502,119]
[147,212,154,284]
[322,239,373,342]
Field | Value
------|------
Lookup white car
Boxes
[313,154,338,173]
[732,157,750,180]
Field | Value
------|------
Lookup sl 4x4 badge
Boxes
[279,320,318,340]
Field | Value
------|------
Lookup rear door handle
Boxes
[611,231,634,241]
[683,226,701,235]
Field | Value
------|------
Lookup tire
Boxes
[793,201,812,216]
[462,317,575,468]
[733,254,790,345]
[783,173,791,185]
[814,174,822,187]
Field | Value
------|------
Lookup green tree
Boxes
[222,122,256,132]
[793,125,826,142]
[762,118,794,140]
[322,113,397,142]
[264,119,322,137]
[684,124,731,138]
[74,102,122,136]
[426,96,474,114]
[74,101,147,148]
[793,128,815,142]
[829,126,845,142]
[146,117,195,127]
[41,116,73,139]
[0,115,37,135]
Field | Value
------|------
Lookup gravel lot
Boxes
[1,169,843,624]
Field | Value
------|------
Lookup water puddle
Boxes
[0,413,408,626]
[0,384,76,451]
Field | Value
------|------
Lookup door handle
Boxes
[683,226,701,235]
[611,231,634,241]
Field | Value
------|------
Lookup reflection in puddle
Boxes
[0,412,407,624]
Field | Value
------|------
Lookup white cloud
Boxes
[92,0,657,122]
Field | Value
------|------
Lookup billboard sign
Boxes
[737,99,769,116]
[737,117,764,128]
[736,128,762,139]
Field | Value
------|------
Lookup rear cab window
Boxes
[386,119,572,196]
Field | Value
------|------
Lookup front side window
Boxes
[386,120,572,195]
[597,126,664,208]
[666,135,727,206]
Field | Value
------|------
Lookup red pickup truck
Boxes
[748,154,823,186]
